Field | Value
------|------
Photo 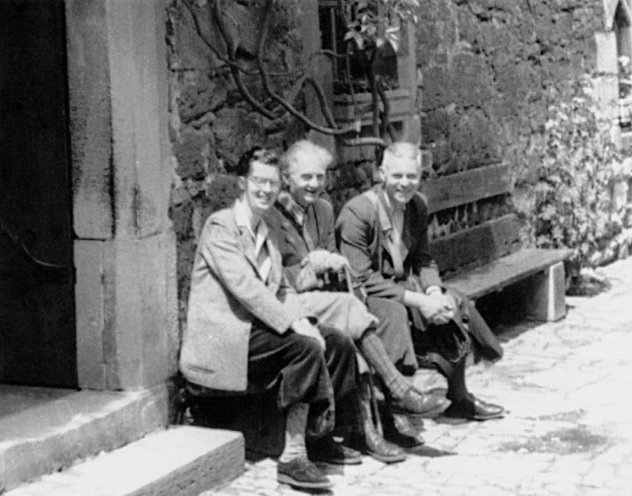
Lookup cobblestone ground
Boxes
[204,258,632,496]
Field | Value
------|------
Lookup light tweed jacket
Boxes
[179,204,309,392]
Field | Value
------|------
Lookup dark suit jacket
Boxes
[335,185,442,302]
[265,198,336,292]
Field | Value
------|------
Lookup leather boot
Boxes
[347,398,406,464]
[382,411,426,447]
[362,415,406,463]
[348,374,406,463]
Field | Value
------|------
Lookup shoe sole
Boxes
[443,411,504,421]
[310,457,362,465]
[471,412,504,421]
[277,473,333,489]
[368,451,407,464]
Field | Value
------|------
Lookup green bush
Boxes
[529,78,621,279]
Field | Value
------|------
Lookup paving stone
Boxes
[202,258,632,496]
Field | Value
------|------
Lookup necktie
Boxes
[388,208,406,277]
[254,223,271,282]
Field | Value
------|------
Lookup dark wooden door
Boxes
[0,0,76,387]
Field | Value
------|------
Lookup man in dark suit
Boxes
[336,141,504,421]
[180,147,360,490]
[266,140,450,460]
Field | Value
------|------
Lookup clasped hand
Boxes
[307,250,349,274]
[291,318,325,350]
[413,290,455,325]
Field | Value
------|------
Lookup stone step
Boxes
[4,426,244,496]
[0,385,169,492]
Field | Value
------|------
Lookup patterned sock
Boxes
[359,330,412,400]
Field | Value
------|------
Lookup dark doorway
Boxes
[0,0,76,387]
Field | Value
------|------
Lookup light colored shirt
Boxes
[234,199,272,282]
[382,193,440,296]
[381,194,406,269]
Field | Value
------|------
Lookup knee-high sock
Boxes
[358,330,411,399]
[279,402,309,463]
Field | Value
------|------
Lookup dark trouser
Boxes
[365,296,418,376]
[410,289,503,363]
[366,289,502,402]
[461,293,504,362]
[410,289,503,401]
[247,323,357,416]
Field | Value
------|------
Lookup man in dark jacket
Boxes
[336,141,504,421]
[266,140,450,459]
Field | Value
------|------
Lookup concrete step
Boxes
[0,385,169,492]
[4,426,244,496]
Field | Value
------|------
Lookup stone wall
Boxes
[416,0,602,176]
[416,0,632,263]
[168,0,632,323]
[167,0,308,321]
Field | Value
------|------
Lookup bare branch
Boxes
[183,0,300,78]
[307,49,348,65]
[255,0,356,136]
[183,0,391,149]
[210,0,277,119]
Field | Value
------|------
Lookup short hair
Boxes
[381,142,421,169]
[234,146,281,177]
[281,140,333,173]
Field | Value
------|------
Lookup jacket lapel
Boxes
[400,205,412,262]
[281,217,308,255]
[266,236,282,292]
[237,227,260,274]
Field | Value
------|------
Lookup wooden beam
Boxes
[429,214,522,276]
[423,163,512,214]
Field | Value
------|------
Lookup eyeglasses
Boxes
[247,176,281,190]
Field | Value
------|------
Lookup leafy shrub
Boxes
[529,78,621,278]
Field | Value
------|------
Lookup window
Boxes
[318,0,399,94]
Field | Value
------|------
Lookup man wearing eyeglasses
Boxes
[180,147,360,490]
[336,141,505,422]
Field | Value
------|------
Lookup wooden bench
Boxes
[178,163,572,453]
[425,163,572,322]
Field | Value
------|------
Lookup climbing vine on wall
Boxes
[182,0,419,149]
[527,78,621,279]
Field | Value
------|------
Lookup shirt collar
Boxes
[380,186,405,216]
[277,191,307,226]
[234,197,269,242]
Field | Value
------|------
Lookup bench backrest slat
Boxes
[424,163,512,214]
[429,213,522,277]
